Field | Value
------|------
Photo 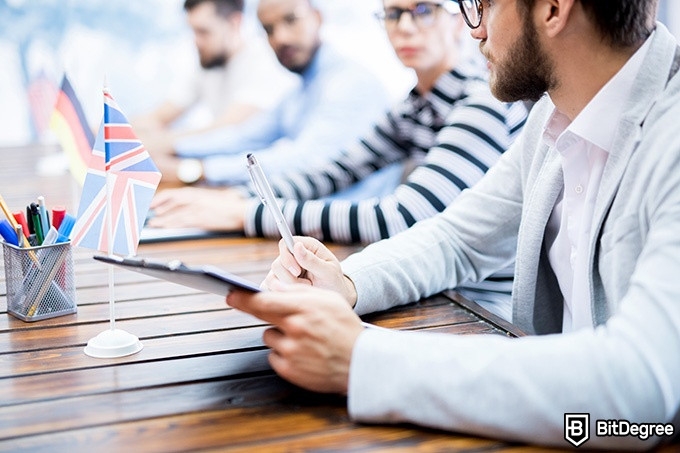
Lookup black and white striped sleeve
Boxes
[244,94,527,244]
[261,107,412,201]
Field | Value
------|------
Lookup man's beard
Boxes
[277,42,320,75]
[200,53,228,69]
[487,14,556,102]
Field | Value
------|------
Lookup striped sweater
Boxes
[244,68,527,246]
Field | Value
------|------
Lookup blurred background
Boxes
[0,0,415,147]
[1,0,679,147]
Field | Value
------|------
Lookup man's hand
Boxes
[137,129,177,158]
[148,187,247,231]
[227,283,364,394]
[262,236,358,307]
[152,153,183,184]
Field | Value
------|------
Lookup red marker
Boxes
[12,211,30,240]
[52,206,66,229]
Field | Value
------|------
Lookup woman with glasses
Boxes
[151,0,527,319]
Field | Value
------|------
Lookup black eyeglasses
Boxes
[456,0,482,29]
[375,2,457,30]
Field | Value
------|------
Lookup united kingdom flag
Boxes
[71,89,162,256]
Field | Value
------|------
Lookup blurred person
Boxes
[150,0,528,317]
[226,0,680,449]
[154,0,392,188]
[133,0,297,155]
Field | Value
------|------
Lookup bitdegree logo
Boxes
[564,413,675,447]
[565,413,590,447]
[596,419,675,441]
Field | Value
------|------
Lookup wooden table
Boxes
[0,145,566,451]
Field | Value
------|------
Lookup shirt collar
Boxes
[300,43,329,85]
[543,31,654,152]
[409,68,485,120]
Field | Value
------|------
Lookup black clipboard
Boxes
[93,255,261,296]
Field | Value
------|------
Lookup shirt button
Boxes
[575,184,583,194]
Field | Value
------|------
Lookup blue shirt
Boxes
[174,44,391,185]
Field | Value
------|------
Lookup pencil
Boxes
[0,194,37,257]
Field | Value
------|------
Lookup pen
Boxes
[0,193,32,250]
[57,213,76,239]
[0,219,19,246]
[42,226,60,247]
[52,206,66,229]
[246,154,296,253]
[26,205,34,234]
[37,196,50,236]
[15,225,24,247]
[30,203,44,245]
[12,211,30,240]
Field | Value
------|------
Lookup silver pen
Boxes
[246,154,387,331]
[246,153,296,253]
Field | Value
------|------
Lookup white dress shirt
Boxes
[544,34,654,332]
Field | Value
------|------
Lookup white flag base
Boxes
[84,328,143,358]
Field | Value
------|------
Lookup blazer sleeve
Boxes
[344,100,680,450]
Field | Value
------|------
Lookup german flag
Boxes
[49,76,95,185]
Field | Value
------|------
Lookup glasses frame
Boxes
[456,0,483,29]
[375,2,454,30]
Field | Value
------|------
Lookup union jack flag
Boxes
[71,89,162,256]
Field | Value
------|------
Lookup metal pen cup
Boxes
[3,241,77,322]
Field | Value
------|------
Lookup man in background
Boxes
[133,0,297,158]
[150,0,392,189]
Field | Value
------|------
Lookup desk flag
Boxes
[28,72,59,139]
[49,75,95,186]
[71,88,162,256]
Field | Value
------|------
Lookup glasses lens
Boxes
[412,3,438,27]
[459,0,481,28]
[381,7,403,25]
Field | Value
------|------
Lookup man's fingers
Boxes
[294,236,336,261]
[227,289,303,324]
[293,241,328,271]
[278,239,303,277]
[269,257,300,284]
[147,209,194,228]
[149,191,175,211]
[262,326,284,350]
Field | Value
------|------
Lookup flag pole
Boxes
[104,84,116,332]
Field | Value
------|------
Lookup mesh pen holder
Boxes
[3,241,77,322]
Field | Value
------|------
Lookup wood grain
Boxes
[0,144,584,452]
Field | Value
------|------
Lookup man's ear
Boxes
[312,8,323,27]
[229,11,244,29]
[534,0,576,38]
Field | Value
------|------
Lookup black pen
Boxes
[30,203,44,245]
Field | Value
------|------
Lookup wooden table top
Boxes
[0,144,582,451]
[0,233,538,452]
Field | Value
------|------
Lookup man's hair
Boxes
[184,0,244,18]
[517,0,658,48]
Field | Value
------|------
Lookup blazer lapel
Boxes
[588,33,680,324]
[513,148,564,334]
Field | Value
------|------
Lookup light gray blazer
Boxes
[343,24,680,448]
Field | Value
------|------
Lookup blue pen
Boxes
[0,219,19,246]
[57,213,76,239]
[37,196,50,235]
